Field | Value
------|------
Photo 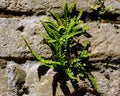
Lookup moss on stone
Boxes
[15,67,26,84]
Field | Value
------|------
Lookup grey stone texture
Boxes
[0,0,120,15]
[0,59,8,96]
[84,23,120,62]
[105,0,120,14]
[7,61,26,96]
[0,16,52,59]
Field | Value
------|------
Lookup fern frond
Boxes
[62,31,83,41]
[65,19,76,34]
[57,25,65,32]
[65,68,77,80]
[63,2,68,20]
[47,39,56,44]
[22,36,60,67]
[80,50,89,59]
[68,2,76,14]
[70,58,80,66]
[76,10,83,21]
[47,18,59,28]
[82,26,89,32]
[44,37,58,54]
[40,20,54,38]
[47,23,58,31]
[22,36,47,61]
[87,72,99,93]
[40,20,60,39]
[50,10,62,25]
[46,18,61,32]
[72,23,82,32]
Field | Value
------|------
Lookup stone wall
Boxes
[0,0,120,96]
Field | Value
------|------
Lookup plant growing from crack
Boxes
[91,0,106,28]
[91,0,106,19]
[22,2,99,96]
[91,0,114,22]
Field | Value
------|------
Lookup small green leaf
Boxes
[62,31,83,41]
[76,10,83,21]
[72,23,82,32]
[87,72,99,93]
[78,73,84,78]
[63,2,68,20]
[91,5,101,10]
[57,25,65,32]
[47,18,59,28]
[65,19,76,34]
[82,26,89,32]
[80,50,89,58]
[40,20,60,39]
[65,68,77,80]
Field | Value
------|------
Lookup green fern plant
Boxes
[22,2,99,95]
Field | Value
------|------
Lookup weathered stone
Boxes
[0,0,8,9]
[0,16,51,60]
[7,61,26,96]
[0,59,7,95]
[0,60,119,96]
[93,68,120,96]
[105,0,120,14]
[20,60,58,96]
[20,61,120,96]
[19,60,79,96]
[0,63,8,96]
[81,23,120,63]
[0,0,120,16]
[0,59,7,69]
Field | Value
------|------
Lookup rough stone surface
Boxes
[0,59,8,96]
[0,0,95,14]
[7,61,26,96]
[0,16,51,60]
[0,59,7,69]
[105,0,120,14]
[0,0,120,15]
[93,68,120,96]
[84,23,120,62]
[5,60,74,96]
[1,60,119,96]
[22,61,54,96]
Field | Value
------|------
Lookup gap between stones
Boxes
[0,8,120,24]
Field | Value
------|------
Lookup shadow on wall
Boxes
[37,65,100,96]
